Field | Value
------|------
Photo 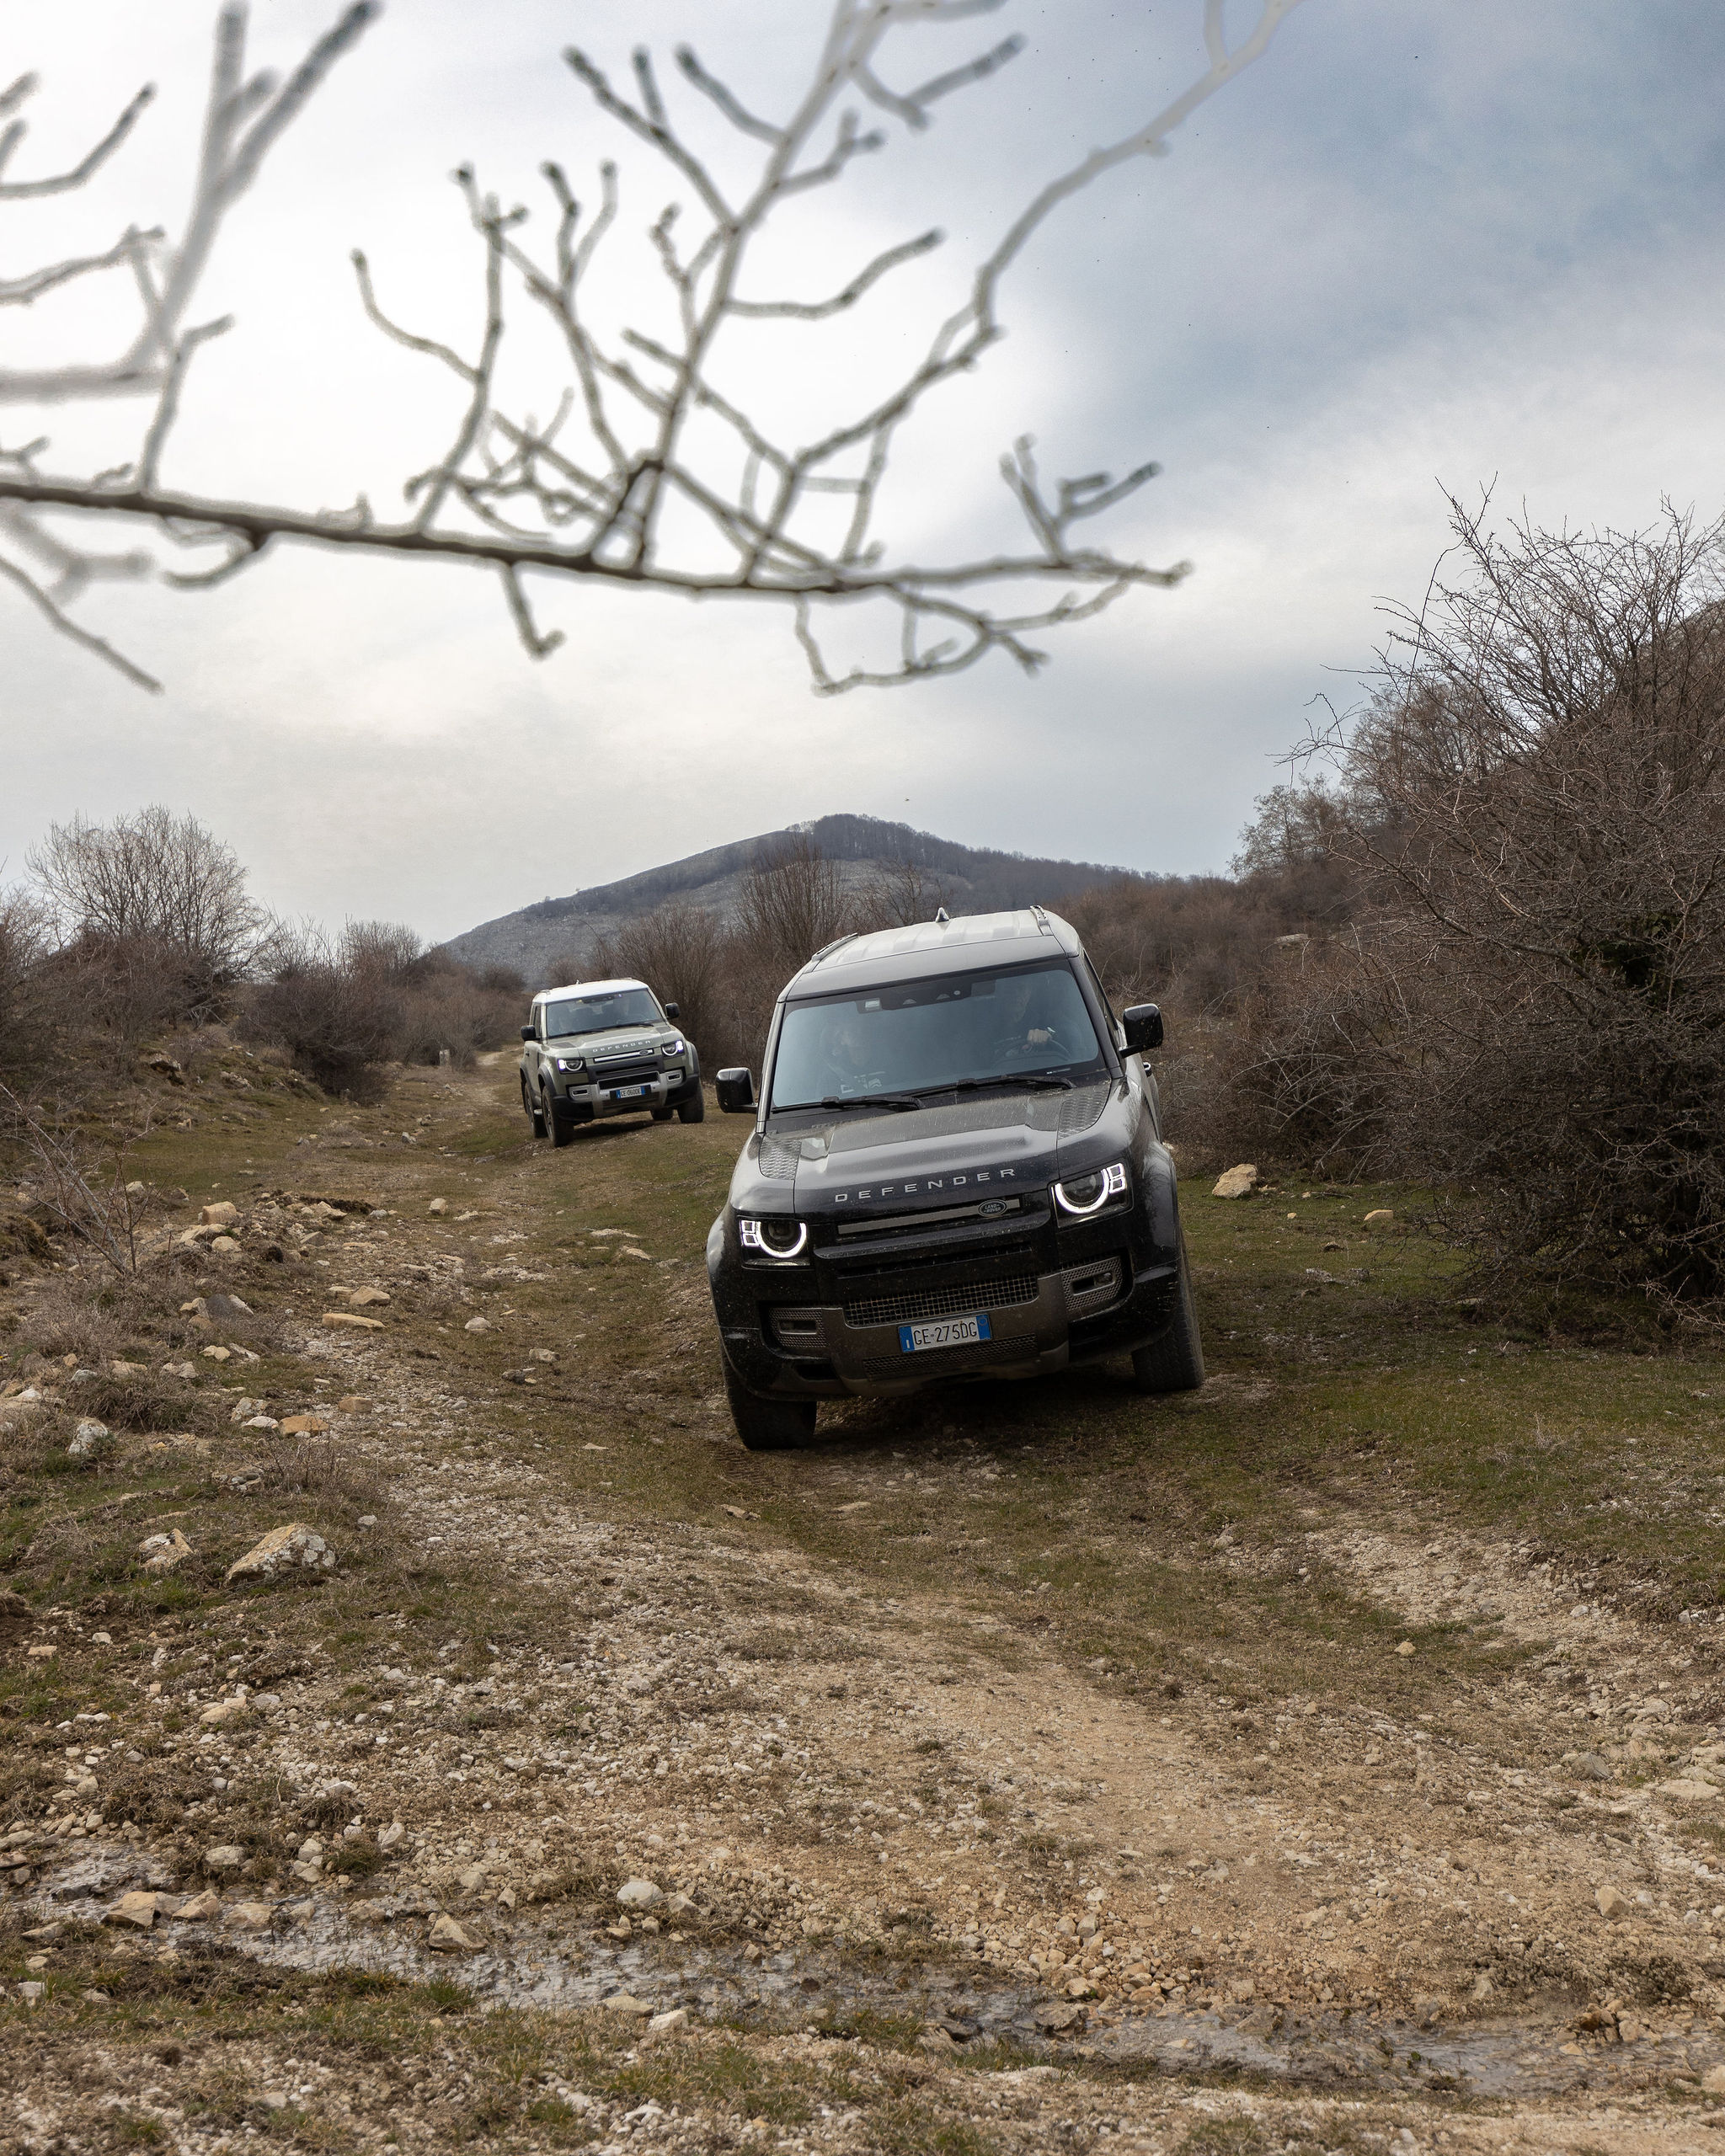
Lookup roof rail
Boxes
[1031,904,1053,935]
[807,932,861,969]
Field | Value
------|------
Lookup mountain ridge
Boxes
[441,813,1144,984]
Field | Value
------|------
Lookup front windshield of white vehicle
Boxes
[542,989,660,1037]
[769,958,1106,1113]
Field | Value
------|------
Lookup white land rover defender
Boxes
[519,977,704,1147]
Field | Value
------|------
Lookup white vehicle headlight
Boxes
[660,1037,685,1058]
[740,1216,809,1259]
[554,1056,584,1073]
[1052,1161,1129,1217]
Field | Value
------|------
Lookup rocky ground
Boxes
[3,1048,1725,2152]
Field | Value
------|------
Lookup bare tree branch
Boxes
[0,0,1307,694]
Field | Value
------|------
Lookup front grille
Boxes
[836,1194,1028,1239]
[1062,1257,1122,1311]
[852,1335,1045,1379]
[844,1273,1039,1329]
[595,1061,657,1086]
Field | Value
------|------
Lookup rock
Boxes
[225,1522,337,1585]
[617,1878,663,1908]
[19,1982,44,2004]
[1065,1977,1097,1999]
[1395,1640,1417,1657]
[428,1913,478,1952]
[109,1360,146,1377]
[279,1414,328,1436]
[1364,1208,1395,1228]
[175,1889,222,1921]
[226,1901,276,1929]
[211,1235,241,1255]
[457,1864,488,1892]
[200,1201,239,1226]
[199,1697,244,1726]
[205,1844,247,1873]
[603,1993,652,2016]
[1657,1778,1719,1801]
[205,1293,252,1320]
[1211,1164,1258,1199]
[647,2007,689,2034]
[1033,2001,1084,2032]
[1596,1884,1628,1919]
[377,1821,404,1852]
[464,1316,492,1333]
[528,1348,557,1364]
[428,1198,449,1216]
[104,1890,163,1929]
[243,1415,279,1431]
[348,1287,390,1309]
[67,1418,111,1461]
[337,1396,363,1412]
[0,1590,32,1638]
[201,1345,232,1363]
[1701,2065,1725,2095]
[138,1529,193,1576]
[322,1312,383,1332]
[1570,1752,1612,1781]
[229,1396,261,1424]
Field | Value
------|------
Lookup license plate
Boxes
[898,1313,992,1353]
[608,1085,649,1100]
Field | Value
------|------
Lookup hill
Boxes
[441,814,1140,984]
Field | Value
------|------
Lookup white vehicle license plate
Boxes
[898,1313,991,1353]
[609,1085,649,1099]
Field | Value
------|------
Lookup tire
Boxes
[651,1106,675,1123]
[523,1076,546,1140]
[1131,1239,1205,1394]
[677,1088,706,1124]
[724,1361,816,1450]
[547,1095,575,1149]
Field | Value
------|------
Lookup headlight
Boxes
[554,1056,585,1074]
[1052,1161,1129,1218]
[740,1216,809,1259]
[660,1037,685,1058]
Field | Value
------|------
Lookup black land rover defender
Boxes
[705,907,1203,1449]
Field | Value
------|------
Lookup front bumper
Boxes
[551,1064,699,1122]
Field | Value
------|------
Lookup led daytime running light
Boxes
[740,1216,809,1258]
[1053,1161,1129,1217]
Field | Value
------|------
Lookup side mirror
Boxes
[715,1067,756,1114]
[1122,1003,1163,1054]
[520,1024,537,1043]
[663,1001,680,1021]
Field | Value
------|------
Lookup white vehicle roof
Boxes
[533,977,652,1003]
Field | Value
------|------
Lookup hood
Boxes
[547,1025,670,1055]
[766,1082,1113,1218]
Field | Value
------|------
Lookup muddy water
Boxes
[32,1843,1719,2101]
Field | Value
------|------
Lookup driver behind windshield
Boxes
[770,959,1102,1111]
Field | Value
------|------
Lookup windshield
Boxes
[542,988,661,1038]
[769,958,1107,1113]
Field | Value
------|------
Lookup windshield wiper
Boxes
[817,1093,922,1112]
[911,1073,1074,1097]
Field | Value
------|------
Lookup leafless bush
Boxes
[254,1426,383,1512]
[0,2,1305,694]
[243,922,406,1100]
[0,1081,157,1277]
[590,899,730,1062]
[0,890,54,1079]
[1233,501,1725,1305]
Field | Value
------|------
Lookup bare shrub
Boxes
[590,900,729,1064]
[244,923,406,1099]
[1237,501,1725,1305]
[0,891,55,1080]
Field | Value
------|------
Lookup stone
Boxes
[205,1294,252,1321]
[225,1522,337,1585]
[528,1348,557,1364]
[647,2007,689,2034]
[1364,1208,1395,1228]
[226,1901,275,1929]
[205,1844,247,1873]
[603,1992,652,2015]
[1570,1752,1612,1780]
[322,1312,383,1332]
[457,1864,488,1892]
[1596,1884,1628,1918]
[139,1529,193,1576]
[211,1235,240,1255]
[67,1418,111,1461]
[109,1360,146,1377]
[1657,1778,1719,1801]
[201,1345,232,1362]
[1395,1640,1417,1657]
[1033,2001,1083,2032]
[1211,1164,1259,1200]
[1701,2065,1725,2095]
[428,1198,449,1216]
[377,1821,404,1852]
[19,1982,44,2004]
[175,1889,222,1921]
[200,1202,239,1226]
[337,1396,363,1412]
[617,1877,662,1908]
[199,1697,244,1726]
[104,1890,163,1929]
[428,1913,478,1952]
[279,1414,329,1436]
[347,1288,390,1309]
[464,1316,492,1333]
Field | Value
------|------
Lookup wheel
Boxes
[547,1095,575,1149]
[522,1076,546,1139]
[651,1106,674,1123]
[677,1088,705,1124]
[1131,1238,1205,1393]
[724,1361,816,1449]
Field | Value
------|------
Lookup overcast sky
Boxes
[6,0,1725,943]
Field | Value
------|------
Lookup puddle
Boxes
[27,1846,1719,2099]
